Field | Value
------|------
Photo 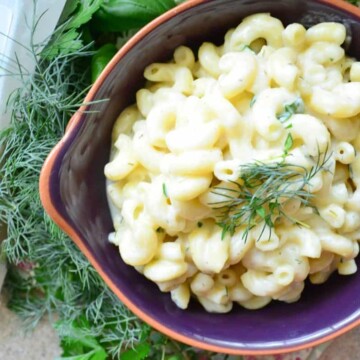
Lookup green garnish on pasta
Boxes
[213,148,332,242]
[276,97,304,123]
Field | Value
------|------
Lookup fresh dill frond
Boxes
[212,149,332,241]
[0,47,92,263]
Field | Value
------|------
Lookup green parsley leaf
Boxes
[56,319,107,360]
[43,0,104,59]
[58,0,80,24]
[57,348,107,360]
[120,343,151,360]
[65,0,105,30]
[41,28,84,59]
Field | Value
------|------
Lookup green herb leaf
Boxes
[43,0,104,59]
[65,0,105,30]
[162,183,169,198]
[92,0,178,32]
[277,97,304,123]
[42,28,84,59]
[256,206,266,219]
[56,319,107,360]
[59,0,80,24]
[120,342,151,360]
[283,133,294,157]
[57,347,107,360]
[91,43,118,82]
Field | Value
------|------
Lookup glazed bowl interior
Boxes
[42,0,360,354]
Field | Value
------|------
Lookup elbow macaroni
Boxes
[105,14,360,313]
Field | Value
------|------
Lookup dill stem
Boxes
[38,70,65,131]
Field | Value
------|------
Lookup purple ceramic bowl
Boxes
[40,0,360,355]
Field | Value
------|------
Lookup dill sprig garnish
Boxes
[212,149,332,241]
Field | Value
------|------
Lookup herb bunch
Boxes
[0,26,149,360]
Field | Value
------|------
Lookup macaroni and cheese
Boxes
[105,14,360,312]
